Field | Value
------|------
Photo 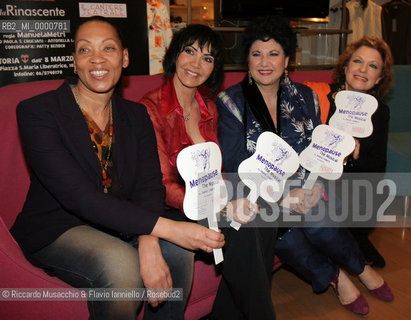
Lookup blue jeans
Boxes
[29,225,194,320]
[275,200,366,293]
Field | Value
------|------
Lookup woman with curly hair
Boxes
[306,37,394,269]
[216,16,393,316]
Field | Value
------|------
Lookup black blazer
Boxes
[11,78,165,255]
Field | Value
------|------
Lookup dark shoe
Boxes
[368,281,394,302]
[331,268,369,315]
[358,237,386,268]
[365,246,385,268]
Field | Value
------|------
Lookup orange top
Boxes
[304,81,331,124]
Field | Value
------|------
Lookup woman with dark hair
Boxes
[306,37,394,268]
[140,23,227,215]
[216,16,393,316]
[162,24,225,93]
[10,17,225,320]
[140,24,273,320]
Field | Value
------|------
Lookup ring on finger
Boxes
[248,205,256,214]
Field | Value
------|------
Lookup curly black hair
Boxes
[242,15,297,60]
[163,24,225,93]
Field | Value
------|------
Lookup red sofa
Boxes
[0,70,332,319]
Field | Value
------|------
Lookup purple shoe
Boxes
[331,268,370,315]
[342,294,370,315]
[368,281,394,301]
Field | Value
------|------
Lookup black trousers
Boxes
[212,216,277,320]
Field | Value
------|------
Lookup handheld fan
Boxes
[176,142,228,264]
[233,131,299,230]
[299,124,356,189]
[329,90,378,138]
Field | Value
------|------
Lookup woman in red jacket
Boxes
[140,24,275,320]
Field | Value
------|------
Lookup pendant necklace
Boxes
[183,103,194,122]
[73,86,114,193]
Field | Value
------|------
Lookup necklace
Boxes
[73,86,114,194]
[183,104,194,122]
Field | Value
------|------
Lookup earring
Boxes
[73,69,77,75]
[283,69,289,85]
[248,71,253,85]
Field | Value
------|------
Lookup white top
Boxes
[347,0,382,43]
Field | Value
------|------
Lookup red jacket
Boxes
[139,77,219,212]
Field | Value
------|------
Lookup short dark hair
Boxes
[163,24,225,93]
[71,16,127,53]
[242,15,297,60]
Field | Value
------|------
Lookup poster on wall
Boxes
[0,0,148,87]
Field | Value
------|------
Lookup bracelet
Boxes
[219,206,228,215]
